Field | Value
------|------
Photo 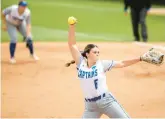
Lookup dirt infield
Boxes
[1,42,165,118]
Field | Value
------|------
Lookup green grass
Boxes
[1,0,165,42]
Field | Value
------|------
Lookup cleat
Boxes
[10,58,16,64]
[30,54,39,61]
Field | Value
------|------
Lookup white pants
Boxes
[82,92,130,118]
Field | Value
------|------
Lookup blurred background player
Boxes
[1,0,39,64]
[124,0,151,42]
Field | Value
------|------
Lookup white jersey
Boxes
[77,56,116,99]
[3,5,31,26]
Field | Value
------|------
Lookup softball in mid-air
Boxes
[68,16,77,25]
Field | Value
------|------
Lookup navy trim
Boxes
[107,60,114,71]
[85,93,105,102]
[10,43,16,58]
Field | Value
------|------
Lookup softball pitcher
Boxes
[2,0,39,64]
[66,17,143,118]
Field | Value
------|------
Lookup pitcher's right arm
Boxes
[68,23,81,65]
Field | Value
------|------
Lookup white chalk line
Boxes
[32,26,129,41]
[33,26,165,51]
[134,42,165,51]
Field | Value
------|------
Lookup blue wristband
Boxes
[146,8,150,11]
[124,8,128,12]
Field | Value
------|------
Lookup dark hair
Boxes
[65,44,98,67]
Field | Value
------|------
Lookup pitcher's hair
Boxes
[65,44,98,67]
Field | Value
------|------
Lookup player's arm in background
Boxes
[68,24,82,65]
[26,11,31,37]
[146,0,151,12]
[113,57,141,68]
[1,6,12,30]
[124,0,130,15]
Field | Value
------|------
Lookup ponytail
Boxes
[65,51,86,67]
[65,60,75,67]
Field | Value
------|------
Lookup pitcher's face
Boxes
[86,47,100,62]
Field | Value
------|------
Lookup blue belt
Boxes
[85,93,106,102]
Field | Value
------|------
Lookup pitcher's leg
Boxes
[6,22,17,63]
[82,101,102,119]
[104,100,130,118]
[99,93,130,118]
[82,110,102,118]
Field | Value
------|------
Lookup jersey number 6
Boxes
[94,79,98,90]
